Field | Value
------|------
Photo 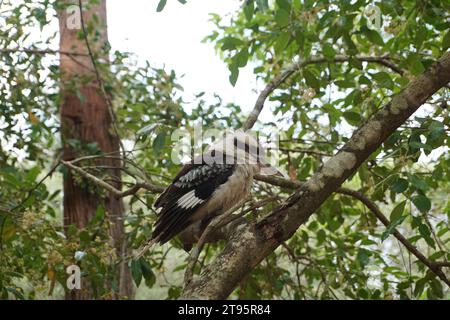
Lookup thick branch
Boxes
[183,51,450,299]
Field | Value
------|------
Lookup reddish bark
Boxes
[58,0,133,299]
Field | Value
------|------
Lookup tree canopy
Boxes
[0,0,449,300]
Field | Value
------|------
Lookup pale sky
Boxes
[2,0,271,159]
[107,0,261,115]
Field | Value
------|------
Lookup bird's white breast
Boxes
[206,164,258,215]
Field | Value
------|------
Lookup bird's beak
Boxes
[259,160,286,177]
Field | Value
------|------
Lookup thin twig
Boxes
[337,188,450,288]
[270,147,332,157]
[60,160,164,197]
[243,54,406,131]
[0,47,89,56]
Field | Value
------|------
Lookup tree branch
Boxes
[336,188,450,287]
[60,160,164,197]
[0,47,89,56]
[243,54,409,131]
[274,147,331,157]
[183,51,450,299]
[183,195,279,286]
[184,199,248,286]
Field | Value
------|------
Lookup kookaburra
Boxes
[136,130,282,256]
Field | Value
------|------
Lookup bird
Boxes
[135,130,283,257]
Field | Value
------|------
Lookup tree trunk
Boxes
[182,51,450,299]
[58,0,133,299]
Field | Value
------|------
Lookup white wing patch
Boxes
[177,190,204,209]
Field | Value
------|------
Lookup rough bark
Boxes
[182,51,450,299]
[58,0,133,299]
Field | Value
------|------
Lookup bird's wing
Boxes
[151,157,235,244]
[154,161,196,209]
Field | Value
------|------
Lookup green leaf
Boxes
[381,215,406,241]
[274,32,291,54]
[364,29,384,46]
[414,277,428,297]
[303,69,320,90]
[411,216,421,229]
[430,278,443,298]
[140,259,156,287]
[67,224,78,238]
[156,0,167,12]
[136,123,160,137]
[390,178,409,193]
[414,26,426,48]
[89,205,105,226]
[343,111,361,126]
[229,64,239,86]
[1,219,16,243]
[343,33,357,53]
[406,54,425,75]
[131,260,142,286]
[256,0,269,11]
[418,224,435,248]
[322,43,336,59]
[429,251,445,261]
[428,121,445,141]
[408,175,429,191]
[350,57,363,70]
[79,230,90,246]
[443,29,450,50]
[295,30,304,50]
[243,0,254,21]
[317,229,326,244]
[412,194,431,213]
[234,48,249,67]
[221,37,244,51]
[372,72,394,89]
[26,167,40,182]
[177,0,187,4]
[275,9,290,27]
[408,141,432,151]
[276,0,291,11]
[357,249,370,268]
[152,131,166,154]
[359,75,371,86]
[390,200,406,222]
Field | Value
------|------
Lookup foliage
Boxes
[0,0,449,299]
[202,0,450,299]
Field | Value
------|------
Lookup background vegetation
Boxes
[0,0,449,299]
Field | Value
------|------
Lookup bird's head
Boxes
[210,130,285,177]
